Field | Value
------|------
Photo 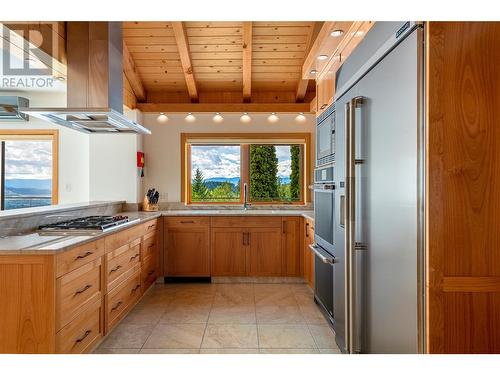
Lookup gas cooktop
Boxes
[37,215,139,235]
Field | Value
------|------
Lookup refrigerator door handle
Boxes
[346,96,365,354]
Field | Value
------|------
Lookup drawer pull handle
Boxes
[75,251,93,260]
[147,224,155,230]
[180,220,195,224]
[131,284,141,293]
[148,270,155,276]
[111,301,123,311]
[148,244,155,250]
[130,253,140,261]
[74,284,92,295]
[75,329,92,343]
[109,265,122,274]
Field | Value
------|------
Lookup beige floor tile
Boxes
[201,324,258,349]
[160,304,211,324]
[289,284,313,294]
[139,349,200,354]
[294,292,316,307]
[256,304,305,324]
[142,323,206,349]
[121,306,166,325]
[209,305,256,324]
[200,348,260,354]
[298,305,328,325]
[214,284,255,305]
[318,348,342,354]
[259,348,319,354]
[258,324,316,349]
[93,348,140,354]
[99,323,154,349]
[308,324,338,349]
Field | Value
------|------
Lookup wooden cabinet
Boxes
[211,217,283,277]
[248,228,282,276]
[164,216,210,277]
[303,218,315,289]
[316,73,334,115]
[105,238,141,292]
[282,217,301,276]
[211,228,247,276]
[105,269,142,331]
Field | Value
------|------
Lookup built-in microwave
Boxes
[316,103,335,167]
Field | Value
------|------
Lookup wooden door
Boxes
[282,217,302,276]
[211,228,246,276]
[427,22,500,353]
[165,227,210,277]
[248,228,282,276]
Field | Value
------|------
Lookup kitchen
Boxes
[0,0,499,373]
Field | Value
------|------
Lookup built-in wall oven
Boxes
[310,164,336,322]
[316,103,335,166]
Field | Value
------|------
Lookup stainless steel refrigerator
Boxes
[332,21,425,353]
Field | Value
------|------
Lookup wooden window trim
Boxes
[0,129,59,205]
[181,133,312,205]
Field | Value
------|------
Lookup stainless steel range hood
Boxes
[20,22,151,135]
[0,96,29,121]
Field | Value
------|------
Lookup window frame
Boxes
[0,130,59,210]
[181,133,311,205]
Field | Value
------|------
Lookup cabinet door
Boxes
[248,228,282,276]
[304,219,315,288]
[282,217,302,276]
[211,228,246,276]
[166,227,210,276]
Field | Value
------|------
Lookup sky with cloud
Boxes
[3,140,53,180]
[191,145,292,180]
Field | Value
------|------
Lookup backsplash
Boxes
[156,202,314,211]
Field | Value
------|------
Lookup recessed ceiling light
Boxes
[157,112,168,123]
[295,112,307,123]
[240,112,251,123]
[267,112,279,123]
[317,54,329,61]
[330,29,344,37]
[185,113,196,123]
[213,112,224,123]
[310,69,318,75]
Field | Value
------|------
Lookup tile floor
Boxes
[94,282,341,354]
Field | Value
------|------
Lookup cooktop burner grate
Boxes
[38,215,131,233]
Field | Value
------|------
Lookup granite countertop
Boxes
[0,209,313,254]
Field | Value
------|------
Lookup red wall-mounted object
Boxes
[137,152,145,168]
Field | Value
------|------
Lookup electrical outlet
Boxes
[65,183,72,192]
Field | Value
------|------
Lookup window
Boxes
[0,130,58,210]
[183,133,310,205]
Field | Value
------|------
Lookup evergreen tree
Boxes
[249,145,279,200]
[290,145,301,200]
[192,168,209,199]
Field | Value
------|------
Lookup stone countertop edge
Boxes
[0,210,313,254]
[0,201,126,221]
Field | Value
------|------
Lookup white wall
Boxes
[0,90,90,204]
[141,113,316,203]
[88,109,144,203]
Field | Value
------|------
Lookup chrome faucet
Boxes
[243,183,251,210]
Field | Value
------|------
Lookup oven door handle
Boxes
[309,244,335,264]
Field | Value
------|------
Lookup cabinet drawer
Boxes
[56,297,102,354]
[142,253,158,291]
[164,216,210,228]
[211,216,282,228]
[56,258,102,331]
[106,240,141,292]
[56,239,104,277]
[141,231,157,260]
[105,270,142,332]
[105,224,143,252]
[143,219,158,233]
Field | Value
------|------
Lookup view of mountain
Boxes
[5,179,52,190]
[204,177,241,184]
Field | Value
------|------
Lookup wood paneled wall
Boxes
[427,21,500,353]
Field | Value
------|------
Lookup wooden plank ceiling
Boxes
[122,21,320,112]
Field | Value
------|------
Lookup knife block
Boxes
[142,195,159,212]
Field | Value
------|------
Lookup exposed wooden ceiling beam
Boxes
[296,22,322,102]
[137,102,311,113]
[123,40,146,102]
[242,22,253,103]
[172,21,199,102]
